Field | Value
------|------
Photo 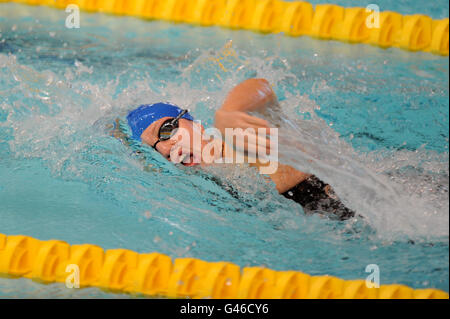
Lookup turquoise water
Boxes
[0,3,448,298]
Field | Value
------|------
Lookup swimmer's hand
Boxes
[215,78,277,156]
[214,109,273,156]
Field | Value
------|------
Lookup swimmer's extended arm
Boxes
[215,78,311,193]
[215,78,274,156]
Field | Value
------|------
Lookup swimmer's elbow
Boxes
[220,78,277,113]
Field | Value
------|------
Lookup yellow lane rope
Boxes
[1,0,448,56]
[0,233,448,298]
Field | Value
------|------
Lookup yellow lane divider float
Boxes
[0,0,448,299]
[2,0,448,56]
[0,233,448,298]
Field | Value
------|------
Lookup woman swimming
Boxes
[118,78,355,220]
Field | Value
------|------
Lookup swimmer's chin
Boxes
[181,162,200,167]
[182,154,202,167]
[172,153,201,167]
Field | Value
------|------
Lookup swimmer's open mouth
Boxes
[179,152,199,167]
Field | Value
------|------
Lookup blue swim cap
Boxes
[126,102,194,141]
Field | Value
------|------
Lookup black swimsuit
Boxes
[281,175,356,221]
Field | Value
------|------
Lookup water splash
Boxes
[1,39,448,244]
[179,42,450,241]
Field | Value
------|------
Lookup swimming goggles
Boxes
[152,109,188,150]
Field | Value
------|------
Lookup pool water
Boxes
[0,2,448,297]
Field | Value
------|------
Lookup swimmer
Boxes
[117,78,355,220]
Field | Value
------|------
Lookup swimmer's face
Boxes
[141,117,209,166]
